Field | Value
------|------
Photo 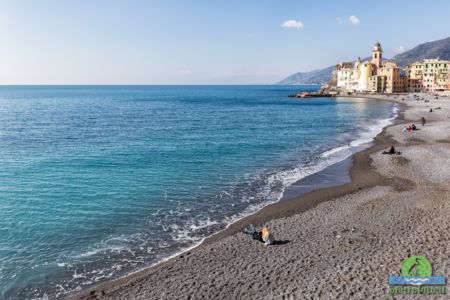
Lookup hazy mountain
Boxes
[277,36,450,85]
[391,37,450,67]
[276,66,335,85]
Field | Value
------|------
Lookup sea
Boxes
[0,85,398,299]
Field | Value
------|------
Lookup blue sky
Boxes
[1,0,449,84]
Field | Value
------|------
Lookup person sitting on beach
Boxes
[382,146,400,155]
[244,224,275,245]
[430,108,433,112]
[244,224,257,236]
[244,224,264,242]
[411,124,417,131]
[388,146,396,154]
[261,227,274,246]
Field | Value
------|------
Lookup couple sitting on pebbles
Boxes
[243,224,274,246]
[403,123,418,132]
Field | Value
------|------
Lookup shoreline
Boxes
[67,96,407,299]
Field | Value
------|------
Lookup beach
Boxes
[0,86,399,299]
[67,92,450,299]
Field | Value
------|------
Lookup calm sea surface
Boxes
[0,86,397,299]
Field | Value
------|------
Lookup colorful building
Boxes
[406,59,450,92]
[336,41,407,94]
[370,62,407,93]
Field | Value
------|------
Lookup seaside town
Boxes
[335,41,449,94]
[294,41,450,98]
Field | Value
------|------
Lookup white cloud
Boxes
[349,15,360,26]
[281,19,304,30]
[394,46,406,54]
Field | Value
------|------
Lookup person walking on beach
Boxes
[421,117,426,126]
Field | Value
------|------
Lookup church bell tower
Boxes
[372,41,383,70]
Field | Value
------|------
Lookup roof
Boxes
[373,41,382,51]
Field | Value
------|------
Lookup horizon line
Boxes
[0,83,322,87]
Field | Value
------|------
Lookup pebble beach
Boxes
[69,92,450,300]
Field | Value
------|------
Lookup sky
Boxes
[1,0,450,85]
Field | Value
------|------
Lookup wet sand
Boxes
[68,92,450,300]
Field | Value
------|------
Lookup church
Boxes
[336,42,407,93]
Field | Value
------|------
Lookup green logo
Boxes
[389,256,446,295]
[401,256,432,277]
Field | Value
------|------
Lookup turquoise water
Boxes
[0,86,397,299]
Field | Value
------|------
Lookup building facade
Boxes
[407,59,450,92]
[370,62,407,93]
[336,42,407,94]
[336,62,354,90]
